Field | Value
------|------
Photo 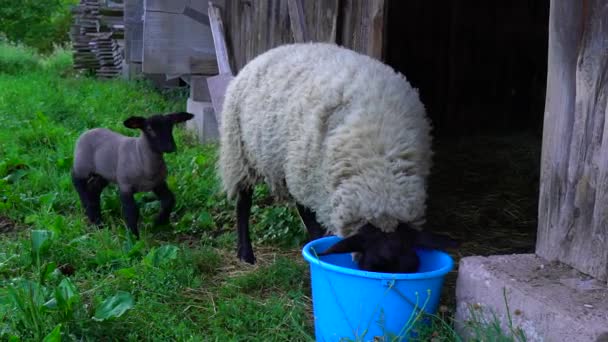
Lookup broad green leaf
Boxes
[54,278,79,311]
[143,245,179,267]
[92,291,134,321]
[43,298,58,310]
[31,230,54,260]
[42,324,61,342]
[39,262,56,284]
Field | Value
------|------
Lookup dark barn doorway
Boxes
[385,0,549,137]
[384,0,550,304]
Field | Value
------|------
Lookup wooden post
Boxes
[208,2,233,75]
[537,0,608,281]
[206,2,235,125]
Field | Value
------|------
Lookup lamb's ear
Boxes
[166,112,194,123]
[414,230,459,250]
[317,234,365,256]
[124,116,146,129]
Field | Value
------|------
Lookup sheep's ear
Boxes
[167,112,194,123]
[318,234,365,256]
[124,116,146,129]
[414,230,459,250]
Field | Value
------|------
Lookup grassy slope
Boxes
[0,43,312,341]
[0,43,529,341]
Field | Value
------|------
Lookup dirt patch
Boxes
[0,215,20,233]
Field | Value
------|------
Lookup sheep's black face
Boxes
[124,112,194,153]
[319,223,458,274]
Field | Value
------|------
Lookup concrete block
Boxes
[186,98,219,144]
[189,75,211,102]
[456,254,608,342]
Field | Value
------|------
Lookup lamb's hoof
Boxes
[238,249,256,264]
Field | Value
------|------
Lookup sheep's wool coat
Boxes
[219,43,432,237]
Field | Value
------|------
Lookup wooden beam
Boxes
[537,0,608,281]
[208,1,232,75]
[207,1,235,123]
[288,0,309,43]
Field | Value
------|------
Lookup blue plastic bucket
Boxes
[302,236,454,341]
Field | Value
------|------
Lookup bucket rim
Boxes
[302,236,454,280]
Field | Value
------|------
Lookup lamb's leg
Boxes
[119,190,140,238]
[72,172,95,223]
[296,203,327,240]
[86,174,108,225]
[152,181,175,226]
[236,187,255,264]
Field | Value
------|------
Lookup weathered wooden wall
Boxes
[220,0,386,73]
[536,0,608,281]
[124,0,143,77]
[142,0,217,75]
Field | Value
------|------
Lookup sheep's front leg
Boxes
[153,181,175,226]
[119,190,140,238]
[236,188,255,264]
[296,203,327,240]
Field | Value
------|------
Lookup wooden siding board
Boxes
[142,7,217,75]
[537,0,608,281]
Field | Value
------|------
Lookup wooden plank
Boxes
[207,1,232,74]
[206,1,234,119]
[337,0,385,59]
[537,0,608,281]
[144,0,187,13]
[142,11,216,75]
[288,0,309,42]
[367,0,386,60]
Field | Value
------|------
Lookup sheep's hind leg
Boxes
[72,172,105,225]
[86,174,108,225]
[152,181,175,226]
[236,187,255,264]
[296,203,327,240]
[119,190,140,238]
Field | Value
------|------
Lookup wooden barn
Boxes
[116,0,549,139]
[74,0,608,339]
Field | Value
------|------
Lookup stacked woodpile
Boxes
[70,0,125,78]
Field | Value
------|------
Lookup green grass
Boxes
[0,43,529,341]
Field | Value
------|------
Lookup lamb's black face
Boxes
[124,112,194,153]
[319,223,458,274]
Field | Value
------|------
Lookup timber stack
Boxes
[70,0,125,78]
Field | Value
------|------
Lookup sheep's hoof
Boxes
[153,216,170,227]
[238,249,256,264]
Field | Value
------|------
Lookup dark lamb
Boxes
[71,112,193,237]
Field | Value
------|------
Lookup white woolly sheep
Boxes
[218,43,456,273]
[71,112,193,237]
